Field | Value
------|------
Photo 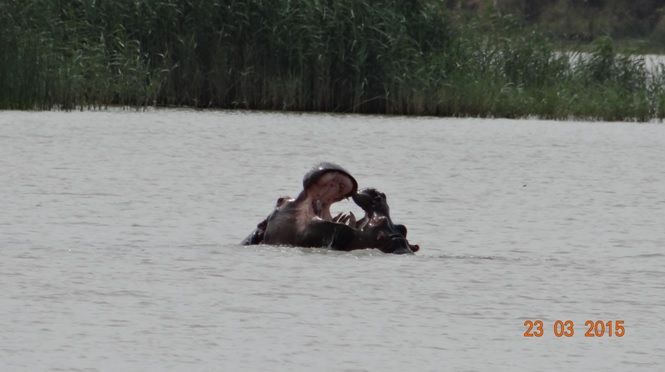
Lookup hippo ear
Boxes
[257,219,268,229]
[276,196,292,208]
[395,224,408,237]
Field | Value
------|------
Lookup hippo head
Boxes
[352,188,417,255]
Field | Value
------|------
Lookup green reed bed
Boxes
[1,0,664,121]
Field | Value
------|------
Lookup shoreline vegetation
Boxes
[2,0,665,121]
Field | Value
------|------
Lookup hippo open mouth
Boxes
[301,162,358,222]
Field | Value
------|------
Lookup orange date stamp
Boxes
[523,320,625,337]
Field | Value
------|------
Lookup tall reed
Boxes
[1,0,664,121]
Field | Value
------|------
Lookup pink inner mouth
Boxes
[305,171,355,221]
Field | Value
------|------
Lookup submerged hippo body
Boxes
[241,162,417,254]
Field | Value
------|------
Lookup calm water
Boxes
[1,110,664,371]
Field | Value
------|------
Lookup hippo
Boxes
[346,187,420,253]
[240,162,417,254]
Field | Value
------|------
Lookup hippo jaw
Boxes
[352,188,390,216]
[300,162,358,221]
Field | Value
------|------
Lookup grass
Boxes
[1,0,664,121]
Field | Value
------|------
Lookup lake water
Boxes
[1,110,664,371]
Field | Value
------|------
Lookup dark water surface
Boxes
[1,110,664,371]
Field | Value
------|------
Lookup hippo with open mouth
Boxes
[240,162,418,254]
